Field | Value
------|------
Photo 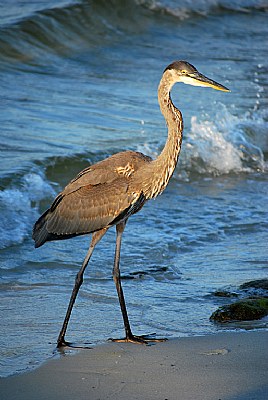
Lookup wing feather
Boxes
[46,180,135,236]
[33,150,151,247]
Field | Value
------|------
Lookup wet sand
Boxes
[1,331,267,400]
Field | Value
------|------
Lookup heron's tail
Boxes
[32,209,51,248]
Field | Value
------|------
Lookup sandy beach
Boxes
[1,331,267,400]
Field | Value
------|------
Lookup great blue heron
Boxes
[33,61,229,347]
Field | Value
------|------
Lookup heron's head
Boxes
[164,61,230,92]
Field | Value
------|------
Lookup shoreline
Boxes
[1,331,267,400]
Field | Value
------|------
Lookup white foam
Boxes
[138,0,267,20]
[0,172,55,251]
[176,106,267,179]
[137,106,267,179]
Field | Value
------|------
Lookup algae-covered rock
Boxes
[213,290,238,298]
[210,298,268,323]
[240,279,268,292]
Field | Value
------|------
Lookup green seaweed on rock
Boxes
[210,298,268,323]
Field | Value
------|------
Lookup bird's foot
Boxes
[57,338,92,350]
[109,333,167,345]
[57,338,72,348]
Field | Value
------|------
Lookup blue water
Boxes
[0,0,268,377]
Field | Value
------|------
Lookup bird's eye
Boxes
[181,70,187,75]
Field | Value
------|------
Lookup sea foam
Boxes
[182,107,267,177]
[137,106,267,180]
[0,172,55,250]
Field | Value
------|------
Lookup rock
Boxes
[240,279,268,292]
[210,298,268,323]
[213,290,238,298]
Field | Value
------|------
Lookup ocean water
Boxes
[0,0,268,377]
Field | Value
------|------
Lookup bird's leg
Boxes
[111,221,167,345]
[57,228,107,348]
[111,220,133,341]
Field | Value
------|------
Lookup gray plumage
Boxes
[33,151,151,247]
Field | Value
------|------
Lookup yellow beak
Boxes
[180,72,230,92]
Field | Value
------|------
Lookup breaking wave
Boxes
[0,0,267,67]
[0,171,55,250]
[180,107,267,178]
[138,106,267,180]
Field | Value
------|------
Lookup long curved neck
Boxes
[145,71,183,198]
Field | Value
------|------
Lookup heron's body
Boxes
[33,61,229,347]
[33,151,151,247]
